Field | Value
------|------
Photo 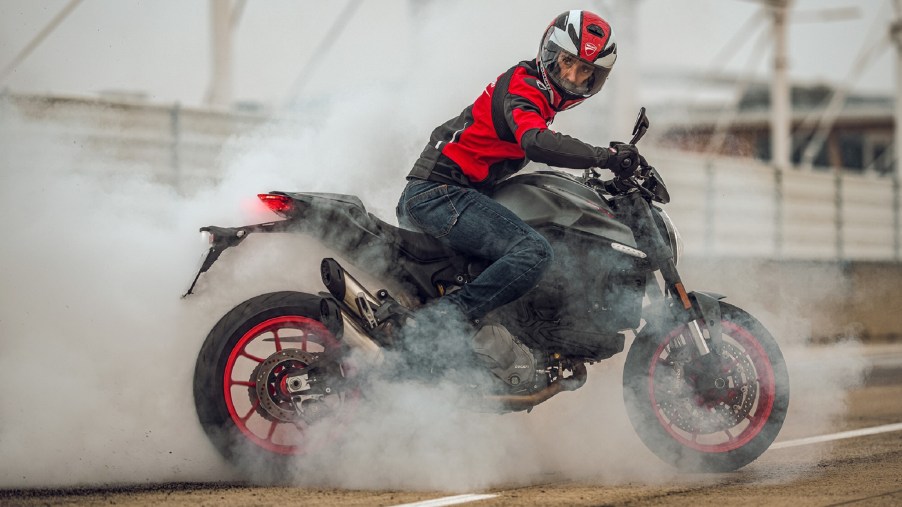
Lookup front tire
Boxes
[623,301,789,472]
[193,291,358,477]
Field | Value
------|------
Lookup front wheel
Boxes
[193,291,359,478]
[623,301,789,472]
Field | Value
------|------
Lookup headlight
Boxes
[657,209,684,266]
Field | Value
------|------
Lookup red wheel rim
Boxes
[648,321,776,453]
[223,315,358,455]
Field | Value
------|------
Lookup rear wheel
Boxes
[193,292,359,477]
[623,301,789,472]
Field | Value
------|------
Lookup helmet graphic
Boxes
[538,10,617,99]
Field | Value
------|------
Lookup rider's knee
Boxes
[522,232,554,272]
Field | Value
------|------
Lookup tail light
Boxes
[258,193,295,217]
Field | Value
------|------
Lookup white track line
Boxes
[770,422,902,449]
[391,423,902,507]
[391,494,498,507]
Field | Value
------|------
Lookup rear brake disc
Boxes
[250,349,318,423]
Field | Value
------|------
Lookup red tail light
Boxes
[258,193,295,216]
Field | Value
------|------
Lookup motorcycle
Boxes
[184,108,789,475]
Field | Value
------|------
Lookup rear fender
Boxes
[181,220,297,298]
[181,192,385,298]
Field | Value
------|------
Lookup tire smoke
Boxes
[0,0,875,492]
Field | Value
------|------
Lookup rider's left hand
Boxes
[605,142,640,178]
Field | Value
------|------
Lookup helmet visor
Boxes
[540,43,610,98]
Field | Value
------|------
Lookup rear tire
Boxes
[623,301,789,472]
[193,291,358,479]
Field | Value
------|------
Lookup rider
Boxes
[396,10,640,350]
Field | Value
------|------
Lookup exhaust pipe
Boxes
[484,362,587,412]
[320,298,384,365]
[321,258,381,327]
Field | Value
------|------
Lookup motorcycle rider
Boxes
[396,10,640,366]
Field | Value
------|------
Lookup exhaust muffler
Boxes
[320,298,384,365]
[321,258,381,328]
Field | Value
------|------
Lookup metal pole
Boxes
[894,168,900,261]
[170,102,181,191]
[284,0,363,107]
[799,34,889,168]
[775,166,784,258]
[770,1,792,171]
[611,0,639,140]
[705,161,716,256]
[893,1,902,260]
[0,0,84,86]
[835,167,844,260]
[207,0,234,107]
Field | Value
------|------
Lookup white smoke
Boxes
[0,0,875,492]
[0,46,659,493]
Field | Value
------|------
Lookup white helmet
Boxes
[538,10,617,99]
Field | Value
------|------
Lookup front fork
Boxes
[623,191,722,356]
[652,259,724,357]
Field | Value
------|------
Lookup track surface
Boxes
[4,344,901,507]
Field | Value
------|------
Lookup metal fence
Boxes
[0,93,264,192]
[657,151,901,261]
[2,93,899,262]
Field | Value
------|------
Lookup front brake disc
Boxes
[658,341,758,434]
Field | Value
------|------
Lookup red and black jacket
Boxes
[408,59,611,191]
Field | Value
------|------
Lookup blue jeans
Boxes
[396,179,553,322]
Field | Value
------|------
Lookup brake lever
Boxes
[632,177,657,199]
[586,176,605,190]
[607,176,656,200]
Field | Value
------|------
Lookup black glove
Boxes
[603,142,640,178]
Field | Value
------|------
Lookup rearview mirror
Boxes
[629,107,650,145]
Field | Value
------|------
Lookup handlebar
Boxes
[581,107,655,197]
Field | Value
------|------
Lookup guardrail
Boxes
[2,93,899,262]
[656,151,900,262]
[0,93,264,192]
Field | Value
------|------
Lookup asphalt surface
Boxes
[2,343,901,507]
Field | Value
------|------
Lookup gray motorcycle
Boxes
[184,108,789,476]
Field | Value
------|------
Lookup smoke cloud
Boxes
[0,0,872,493]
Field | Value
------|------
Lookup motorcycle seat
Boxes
[370,215,456,262]
[279,191,455,262]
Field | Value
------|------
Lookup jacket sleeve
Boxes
[519,128,611,169]
[501,73,611,169]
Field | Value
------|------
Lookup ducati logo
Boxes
[584,42,598,57]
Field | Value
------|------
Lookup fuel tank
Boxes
[492,170,637,247]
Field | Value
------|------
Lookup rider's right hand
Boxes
[603,143,640,178]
